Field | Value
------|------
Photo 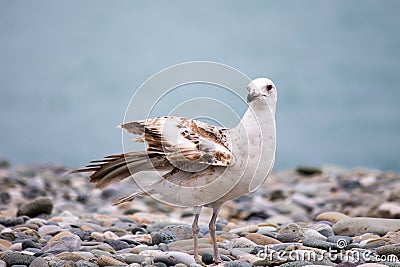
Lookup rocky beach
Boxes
[1,160,400,267]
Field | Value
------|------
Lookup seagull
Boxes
[70,78,277,263]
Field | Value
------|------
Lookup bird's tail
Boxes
[69,151,170,190]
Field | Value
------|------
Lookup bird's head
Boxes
[246,78,277,110]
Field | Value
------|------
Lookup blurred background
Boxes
[0,0,399,171]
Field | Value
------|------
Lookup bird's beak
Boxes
[247,93,256,103]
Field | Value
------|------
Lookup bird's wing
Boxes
[120,116,235,167]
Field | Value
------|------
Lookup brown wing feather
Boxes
[120,116,234,167]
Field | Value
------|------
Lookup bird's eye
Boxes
[266,84,273,91]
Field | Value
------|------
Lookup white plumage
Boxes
[71,77,278,263]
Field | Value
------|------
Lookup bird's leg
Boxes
[209,205,222,263]
[192,206,202,263]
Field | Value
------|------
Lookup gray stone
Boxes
[279,261,313,267]
[41,234,82,252]
[202,252,214,264]
[277,223,305,242]
[124,254,145,264]
[333,217,400,236]
[154,251,196,266]
[0,252,35,266]
[29,257,49,267]
[376,244,400,258]
[224,260,252,267]
[38,225,62,237]
[17,197,53,218]
[302,238,339,250]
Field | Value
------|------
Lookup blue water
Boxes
[1,1,399,171]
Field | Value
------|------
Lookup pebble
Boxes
[29,257,49,267]
[245,233,281,245]
[316,211,349,223]
[376,243,400,258]
[38,225,62,237]
[124,254,145,264]
[229,225,259,235]
[277,223,305,242]
[229,237,258,248]
[0,252,36,266]
[17,197,53,218]
[302,238,338,250]
[333,217,400,236]
[201,252,214,264]
[224,260,252,267]
[97,255,127,266]
[104,238,130,250]
[1,163,400,266]
[153,251,196,266]
[303,229,327,241]
[309,223,334,237]
[41,234,82,252]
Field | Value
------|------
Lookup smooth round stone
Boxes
[17,197,53,218]
[309,223,334,237]
[29,257,49,267]
[38,225,62,237]
[151,231,176,244]
[229,237,257,248]
[154,262,168,267]
[0,252,35,266]
[41,234,82,253]
[361,238,388,249]
[90,232,104,242]
[302,238,338,250]
[96,255,127,266]
[90,249,113,258]
[47,231,73,244]
[201,252,214,264]
[21,239,42,249]
[245,233,281,245]
[229,225,259,235]
[75,260,98,267]
[304,229,327,241]
[378,202,400,218]
[0,238,12,249]
[279,261,313,267]
[72,252,95,261]
[57,252,84,261]
[159,225,194,240]
[333,217,400,236]
[277,223,305,242]
[357,264,389,267]
[103,230,119,240]
[86,243,116,253]
[175,264,188,267]
[119,234,152,244]
[376,244,400,258]
[153,251,196,266]
[104,238,130,251]
[224,260,252,267]
[316,212,349,223]
[139,249,163,257]
[9,242,23,251]
[0,217,26,227]
[256,226,277,235]
[124,254,145,264]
